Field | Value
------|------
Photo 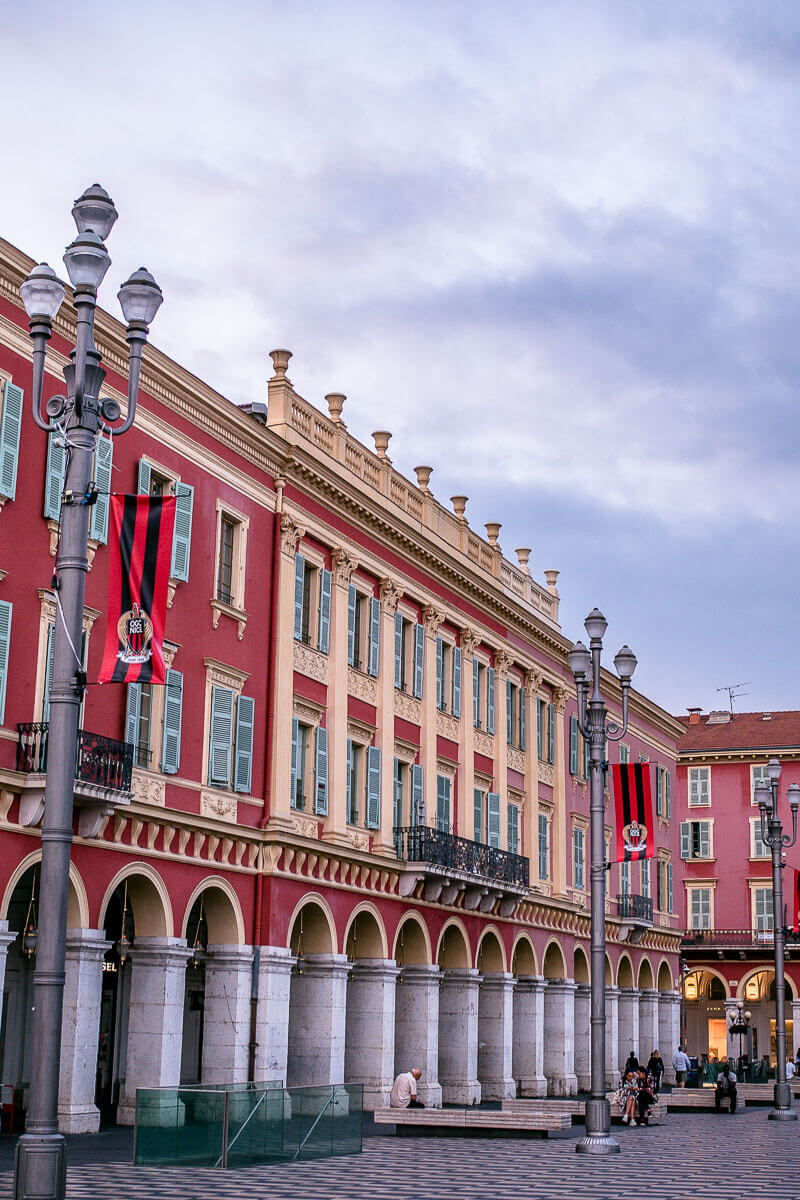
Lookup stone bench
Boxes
[735,1083,800,1103]
[501,1097,668,1124]
[661,1090,744,1111]
[373,1107,572,1137]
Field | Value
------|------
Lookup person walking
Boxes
[647,1050,664,1094]
[390,1067,423,1109]
[624,1051,639,1076]
[673,1045,691,1087]
[714,1062,737,1113]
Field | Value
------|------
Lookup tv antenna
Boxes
[716,682,750,714]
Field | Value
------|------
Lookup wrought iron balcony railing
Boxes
[616,892,653,923]
[393,825,529,888]
[681,928,779,948]
[17,722,133,793]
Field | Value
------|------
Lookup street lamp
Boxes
[14,186,161,1200]
[754,758,799,1122]
[727,1002,752,1075]
[569,608,637,1155]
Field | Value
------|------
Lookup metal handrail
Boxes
[17,722,133,792]
[616,893,653,922]
[292,1087,336,1160]
[393,825,529,887]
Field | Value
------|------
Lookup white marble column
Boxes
[605,985,620,1090]
[118,937,192,1125]
[792,1001,800,1062]
[58,929,110,1133]
[345,958,399,1109]
[724,998,741,1064]
[0,921,17,1044]
[478,972,515,1100]
[394,964,442,1107]
[617,986,641,1070]
[543,979,577,1095]
[201,945,253,1085]
[512,975,547,1097]
[658,990,679,1084]
[573,982,591,1091]
[254,946,295,1084]
[638,988,659,1066]
[438,968,481,1104]
[287,953,348,1087]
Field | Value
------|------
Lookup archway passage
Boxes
[477,930,514,1100]
[393,915,430,966]
[511,936,536,978]
[511,937,546,1097]
[437,922,470,969]
[540,941,576,1096]
[572,948,591,1091]
[542,941,566,980]
[393,915,441,1107]
[437,923,480,1105]
[287,900,346,1089]
[344,909,395,1109]
[1,866,40,1108]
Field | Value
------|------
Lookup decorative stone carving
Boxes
[204,657,250,692]
[422,604,445,637]
[347,717,376,744]
[332,546,358,586]
[436,711,460,739]
[201,790,237,823]
[280,513,306,556]
[292,697,323,725]
[290,812,320,839]
[435,758,457,780]
[163,640,180,669]
[379,577,403,613]
[553,685,568,715]
[525,667,543,693]
[394,691,422,723]
[507,747,526,773]
[293,640,328,683]
[131,771,166,807]
[393,740,418,765]
[538,762,555,786]
[460,629,481,659]
[341,828,370,851]
[474,729,495,756]
[493,649,513,680]
[348,668,377,704]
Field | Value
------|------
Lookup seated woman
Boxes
[633,1067,658,1125]
[616,1070,637,1125]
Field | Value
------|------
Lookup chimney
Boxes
[687,707,702,725]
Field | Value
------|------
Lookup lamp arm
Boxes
[606,681,630,742]
[782,807,798,849]
[760,807,770,849]
[108,325,146,437]
[574,682,591,739]
[29,324,57,432]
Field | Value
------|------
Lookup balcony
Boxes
[393,825,529,916]
[679,928,799,960]
[616,892,653,924]
[16,722,133,836]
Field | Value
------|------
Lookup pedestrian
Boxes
[673,1044,691,1088]
[616,1070,637,1125]
[647,1049,664,1094]
[714,1062,737,1113]
[633,1066,658,1125]
[390,1066,423,1109]
[624,1051,639,1075]
[786,1057,796,1080]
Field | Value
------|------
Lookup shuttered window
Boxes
[573,827,585,890]
[161,669,183,775]
[293,555,305,641]
[208,685,234,786]
[170,481,194,581]
[413,623,424,698]
[0,381,23,500]
[689,767,710,806]
[366,746,381,829]
[314,726,329,815]
[41,622,55,721]
[411,763,424,826]
[519,687,526,751]
[569,715,578,774]
[667,862,673,913]
[640,858,649,899]
[290,717,300,808]
[548,702,555,764]
[680,820,711,859]
[318,569,332,654]
[436,637,444,709]
[537,698,544,758]
[89,435,113,543]
[233,695,255,793]
[346,739,358,824]
[436,775,451,833]
[538,812,549,879]
[487,791,501,848]
[368,596,380,676]
[507,802,519,855]
[487,666,495,735]
[689,888,711,930]
[393,757,403,828]
[394,612,403,688]
[473,787,483,843]
[0,600,11,723]
[43,433,66,520]
[347,584,357,665]
[473,657,480,727]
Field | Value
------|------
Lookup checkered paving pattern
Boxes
[1,1111,799,1200]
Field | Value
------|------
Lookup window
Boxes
[751,818,770,858]
[688,766,710,807]
[667,862,673,913]
[291,720,310,810]
[345,740,381,828]
[394,613,423,697]
[393,757,405,828]
[43,430,114,543]
[217,518,235,603]
[40,621,89,723]
[137,458,193,580]
[411,762,424,825]
[294,554,332,653]
[0,600,11,724]
[538,811,550,879]
[207,686,255,792]
[436,775,452,832]
[570,717,590,777]
[753,886,774,932]
[573,826,585,890]
[656,765,672,818]
[346,739,360,824]
[680,819,712,859]
[620,861,630,897]
[349,586,380,675]
[507,802,520,855]
[506,679,526,748]
[0,378,23,501]
[656,858,674,913]
[619,743,630,765]
[472,658,495,732]
[436,638,462,716]
[486,791,501,847]
[751,764,771,804]
[473,787,484,842]
[537,699,554,763]
[212,502,249,617]
[689,887,712,930]
[640,858,649,899]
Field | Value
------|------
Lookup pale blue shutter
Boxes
[667,863,673,912]
[584,734,591,779]
[394,612,403,688]
[666,769,672,818]
[655,765,663,816]
[208,685,233,786]
[487,791,501,848]
[290,717,299,807]
[89,435,113,542]
[233,695,255,793]
[537,698,543,758]
[137,457,152,495]
[293,555,305,640]
[473,788,483,842]
[170,482,194,581]
[699,822,710,858]
[318,568,332,653]
[393,758,402,827]
[507,804,519,855]
[487,667,495,735]
[520,687,526,750]
[347,584,357,665]
[680,821,691,859]
[42,622,55,721]
[366,746,381,828]
[125,682,142,751]
[413,623,424,698]
[436,775,450,832]
[368,596,380,676]
[0,382,23,499]
[411,763,424,826]
[548,702,555,763]
[452,646,461,718]
[473,657,480,727]
[506,680,513,745]
[43,434,66,519]
[0,601,11,723]
[435,637,443,709]
[161,669,183,774]
[314,726,328,815]
[620,861,630,896]
[346,738,355,822]
[569,715,578,773]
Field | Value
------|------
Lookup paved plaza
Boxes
[1,1109,799,1200]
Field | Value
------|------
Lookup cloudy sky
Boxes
[3,1,799,718]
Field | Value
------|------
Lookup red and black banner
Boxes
[98,495,176,685]
[612,762,654,863]
[793,868,800,934]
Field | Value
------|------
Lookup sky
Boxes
[2,0,799,719]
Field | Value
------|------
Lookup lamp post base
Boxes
[14,1133,67,1200]
[575,1098,620,1154]
[768,1082,797,1120]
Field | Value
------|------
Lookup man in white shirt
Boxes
[672,1046,691,1087]
[390,1067,423,1108]
[786,1058,796,1079]
[715,1062,738,1113]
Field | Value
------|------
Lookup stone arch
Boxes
[637,957,654,990]
[99,863,173,938]
[393,913,431,965]
[476,926,506,973]
[605,953,613,985]
[684,966,729,1001]
[574,945,590,983]
[287,893,336,956]
[657,959,673,991]
[436,919,470,969]
[1,852,89,930]
[511,933,537,976]
[617,954,634,988]
[181,876,246,945]
[344,903,388,960]
[542,938,566,979]
[738,967,796,1002]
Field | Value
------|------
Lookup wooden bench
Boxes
[661,1089,744,1111]
[373,1107,572,1138]
[501,1097,668,1124]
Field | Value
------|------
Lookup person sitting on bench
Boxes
[390,1067,424,1108]
[715,1062,737,1113]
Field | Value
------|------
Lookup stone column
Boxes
[792,1000,800,1062]
[617,986,641,1071]
[438,968,481,1104]
[512,975,547,1096]
[493,653,511,848]
[573,982,591,1091]
[374,580,402,856]
[421,607,444,826]
[605,985,620,1090]
[394,964,442,1107]
[323,549,359,844]
[551,686,568,896]
[254,946,295,1084]
[658,990,678,1084]
[344,958,399,1109]
[118,937,192,1125]
[724,998,741,1064]
[478,972,515,1099]
[286,953,348,1087]
[201,945,253,1085]
[269,511,305,830]
[0,921,17,1042]
[543,978,577,1095]
[58,929,109,1134]
[638,988,660,1066]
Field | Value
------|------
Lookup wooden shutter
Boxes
[318,568,332,653]
[125,682,142,752]
[640,859,649,898]
[548,702,555,763]
[667,863,673,913]
[293,555,305,640]
[346,738,355,822]
[666,769,671,818]
[0,600,11,723]
[473,657,480,727]
[435,637,443,709]
[233,695,255,793]
[487,667,495,734]
[413,622,424,698]
[584,734,591,779]
[519,687,526,750]
[347,584,357,665]
[537,698,543,758]
[655,765,663,816]
[699,821,711,858]
[473,787,483,843]
[393,757,402,827]
[290,717,299,808]
[436,775,450,832]
[0,381,23,500]
[452,646,462,718]
[680,821,691,859]
[208,685,233,786]
[507,803,519,855]
[620,861,630,896]
[366,746,381,828]
[569,716,578,773]
[394,612,403,688]
[506,679,513,745]
[487,791,501,848]
[89,434,113,543]
[137,457,152,495]
[411,763,424,826]
[43,433,66,519]
[170,481,194,581]
[368,596,380,676]
[161,669,183,775]
[42,622,55,721]
[314,726,329,815]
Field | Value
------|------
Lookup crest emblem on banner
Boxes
[622,820,648,856]
[116,602,154,666]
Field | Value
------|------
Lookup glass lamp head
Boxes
[20,263,66,321]
[584,608,608,641]
[787,783,800,810]
[614,644,637,682]
[767,757,782,782]
[63,230,111,290]
[71,183,118,241]
[118,267,163,326]
[567,640,591,681]
[754,781,772,812]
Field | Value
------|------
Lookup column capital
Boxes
[65,929,112,961]
[552,684,569,714]
[422,604,445,637]
[514,973,545,994]
[332,546,359,586]
[460,628,481,659]
[280,512,306,557]
[379,577,403,613]
[257,945,296,976]
[350,958,401,981]
[493,650,513,680]
[525,667,543,692]
[127,936,192,968]
[205,944,255,969]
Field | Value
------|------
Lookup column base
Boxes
[768,1107,798,1121]
[546,1073,578,1097]
[416,1083,442,1108]
[440,1081,480,1105]
[480,1079,516,1101]
[575,1132,621,1155]
[517,1076,548,1098]
[360,1085,392,1111]
[14,1132,67,1199]
[57,1102,101,1135]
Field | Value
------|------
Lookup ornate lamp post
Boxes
[568,608,637,1155]
[14,186,162,1200]
[754,757,799,1122]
